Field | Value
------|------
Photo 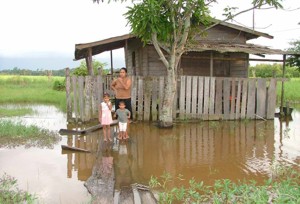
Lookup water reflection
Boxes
[65,110,300,189]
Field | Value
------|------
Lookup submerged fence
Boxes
[66,70,278,123]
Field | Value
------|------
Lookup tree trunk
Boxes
[158,57,178,128]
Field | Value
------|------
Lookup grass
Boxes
[150,167,300,204]
[0,120,61,148]
[0,107,34,117]
[0,173,36,204]
[277,78,300,103]
[0,75,66,111]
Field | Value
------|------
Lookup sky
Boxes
[0,0,299,70]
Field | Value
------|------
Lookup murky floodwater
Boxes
[0,104,300,203]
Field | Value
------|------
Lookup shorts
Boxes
[118,122,127,132]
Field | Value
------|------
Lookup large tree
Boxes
[94,0,283,128]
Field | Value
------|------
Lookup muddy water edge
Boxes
[0,104,300,203]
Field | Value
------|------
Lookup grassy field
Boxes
[0,75,66,111]
[277,78,300,103]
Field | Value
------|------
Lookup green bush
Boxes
[53,80,65,91]
[249,63,300,78]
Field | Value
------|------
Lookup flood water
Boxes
[0,104,300,203]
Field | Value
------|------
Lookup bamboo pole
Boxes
[66,68,72,121]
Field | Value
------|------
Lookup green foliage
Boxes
[125,0,211,45]
[150,168,300,203]
[249,63,300,78]
[53,79,66,91]
[0,120,61,148]
[287,39,300,71]
[71,60,107,76]
[0,173,37,203]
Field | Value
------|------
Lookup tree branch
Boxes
[152,33,169,68]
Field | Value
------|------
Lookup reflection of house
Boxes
[74,20,290,77]
[128,121,275,185]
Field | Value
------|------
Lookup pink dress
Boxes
[101,102,113,125]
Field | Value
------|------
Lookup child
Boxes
[115,101,131,140]
[99,93,113,142]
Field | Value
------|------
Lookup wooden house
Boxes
[69,21,294,122]
[74,20,288,78]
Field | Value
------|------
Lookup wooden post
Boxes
[66,68,72,122]
[210,52,213,77]
[280,54,286,116]
[110,50,113,76]
[86,48,94,76]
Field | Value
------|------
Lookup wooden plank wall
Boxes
[178,76,277,120]
[66,75,278,122]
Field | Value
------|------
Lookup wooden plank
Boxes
[246,79,256,119]
[84,76,92,122]
[240,79,248,119]
[230,78,236,120]
[151,77,158,121]
[203,77,210,120]
[143,78,152,121]
[235,79,242,119]
[66,73,72,120]
[266,78,277,119]
[131,76,137,120]
[209,77,215,115]
[59,120,118,135]
[71,76,78,121]
[137,77,144,121]
[179,76,186,119]
[256,78,267,119]
[186,76,192,118]
[91,77,98,117]
[223,78,230,120]
[197,77,204,118]
[191,76,198,118]
[61,145,91,153]
[215,77,223,115]
[78,76,85,122]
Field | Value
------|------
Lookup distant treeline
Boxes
[0,67,66,76]
[249,63,300,78]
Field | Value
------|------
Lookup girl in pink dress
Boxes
[99,93,113,142]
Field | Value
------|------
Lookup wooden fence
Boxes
[66,72,278,122]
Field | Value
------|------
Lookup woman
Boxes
[111,67,133,120]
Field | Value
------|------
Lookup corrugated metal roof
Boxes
[186,43,294,55]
